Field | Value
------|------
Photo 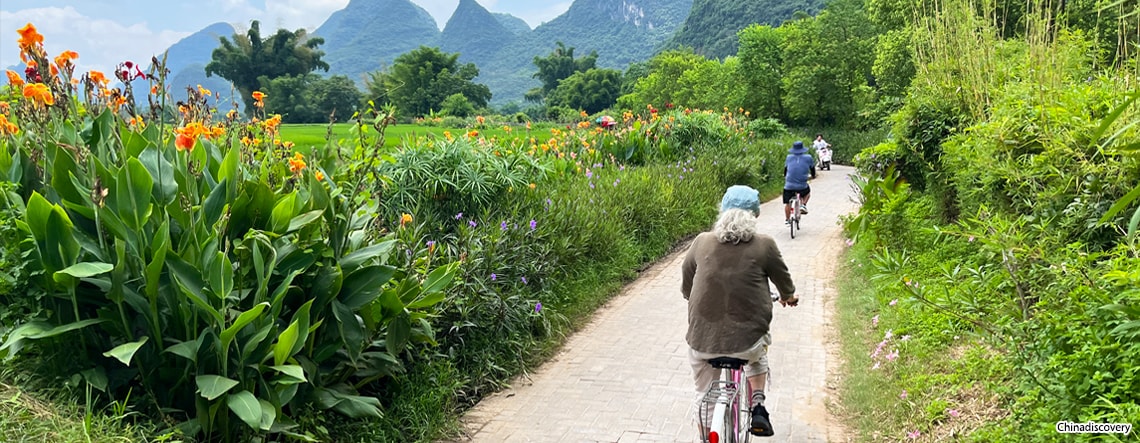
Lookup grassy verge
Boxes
[835,241,1016,442]
[0,380,154,442]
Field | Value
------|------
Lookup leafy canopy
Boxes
[375,46,492,117]
[527,42,598,103]
[205,20,329,111]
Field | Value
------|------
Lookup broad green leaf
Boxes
[102,336,149,366]
[1,319,106,360]
[258,399,276,431]
[203,178,228,228]
[81,367,108,392]
[145,221,170,298]
[330,393,383,419]
[221,302,268,352]
[167,255,223,325]
[270,192,298,233]
[420,262,459,294]
[386,312,411,356]
[332,301,364,361]
[287,210,324,233]
[406,291,446,310]
[115,158,154,230]
[338,240,396,271]
[164,339,200,363]
[138,146,177,205]
[274,320,300,366]
[53,262,114,283]
[226,390,262,430]
[269,365,307,383]
[339,265,396,310]
[196,375,239,401]
[207,251,234,300]
[218,144,240,185]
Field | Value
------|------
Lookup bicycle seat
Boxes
[707,357,749,369]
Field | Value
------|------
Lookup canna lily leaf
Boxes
[196,375,239,401]
[220,302,268,352]
[102,336,149,366]
[226,390,262,430]
[53,262,114,283]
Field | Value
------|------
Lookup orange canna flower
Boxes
[399,213,413,227]
[17,23,43,50]
[226,109,237,120]
[151,85,158,95]
[577,121,590,129]
[475,115,485,125]
[89,70,108,86]
[175,133,195,151]
[443,130,453,141]
[211,124,225,138]
[0,101,9,114]
[288,152,306,174]
[22,83,54,106]
[49,64,58,78]
[6,70,23,88]
[241,136,253,146]
[197,84,211,96]
[580,110,588,117]
[467,130,479,138]
[53,50,78,70]
[264,114,282,134]
[251,91,266,107]
[315,170,325,181]
[0,114,18,136]
[528,183,536,190]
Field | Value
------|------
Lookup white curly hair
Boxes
[714,208,760,244]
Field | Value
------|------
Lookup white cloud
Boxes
[262,0,350,31]
[0,6,188,77]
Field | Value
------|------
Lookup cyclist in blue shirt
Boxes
[783,141,816,224]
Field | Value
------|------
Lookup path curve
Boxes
[453,165,860,442]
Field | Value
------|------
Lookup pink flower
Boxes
[846,238,855,247]
[872,362,881,370]
[968,236,975,242]
[872,315,879,327]
[907,430,921,439]
[889,299,898,306]
[947,409,960,418]
[901,334,911,341]
[886,350,899,361]
[885,329,894,340]
[899,390,908,399]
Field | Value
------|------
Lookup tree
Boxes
[737,24,786,119]
[545,68,623,114]
[440,93,475,117]
[205,20,329,111]
[379,46,491,117]
[618,49,706,109]
[527,42,598,103]
[262,74,361,123]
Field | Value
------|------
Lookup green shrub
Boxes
[746,118,787,139]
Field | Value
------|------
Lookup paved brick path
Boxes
[454,165,860,442]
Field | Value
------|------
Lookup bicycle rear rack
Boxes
[698,380,740,438]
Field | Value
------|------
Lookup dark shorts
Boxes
[783,187,810,204]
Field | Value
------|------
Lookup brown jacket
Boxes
[681,232,796,354]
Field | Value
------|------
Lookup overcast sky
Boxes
[0,0,572,78]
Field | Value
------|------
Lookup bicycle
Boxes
[698,357,752,443]
[788,192,802,239]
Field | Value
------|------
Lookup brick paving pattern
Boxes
[454,165,860,442]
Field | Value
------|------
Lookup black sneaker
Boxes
[751,404,775,437]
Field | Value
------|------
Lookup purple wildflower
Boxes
[521,276,528,284]
[535,302,542,313]
[469,220,477,228]
[530,219,537,230]
[490,273,497,281]
[455,212,463,220]
[501,220,508,231]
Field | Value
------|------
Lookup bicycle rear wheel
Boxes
[735,377,752,443]
[789,199,798,239]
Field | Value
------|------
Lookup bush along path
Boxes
[455,165,859,442]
